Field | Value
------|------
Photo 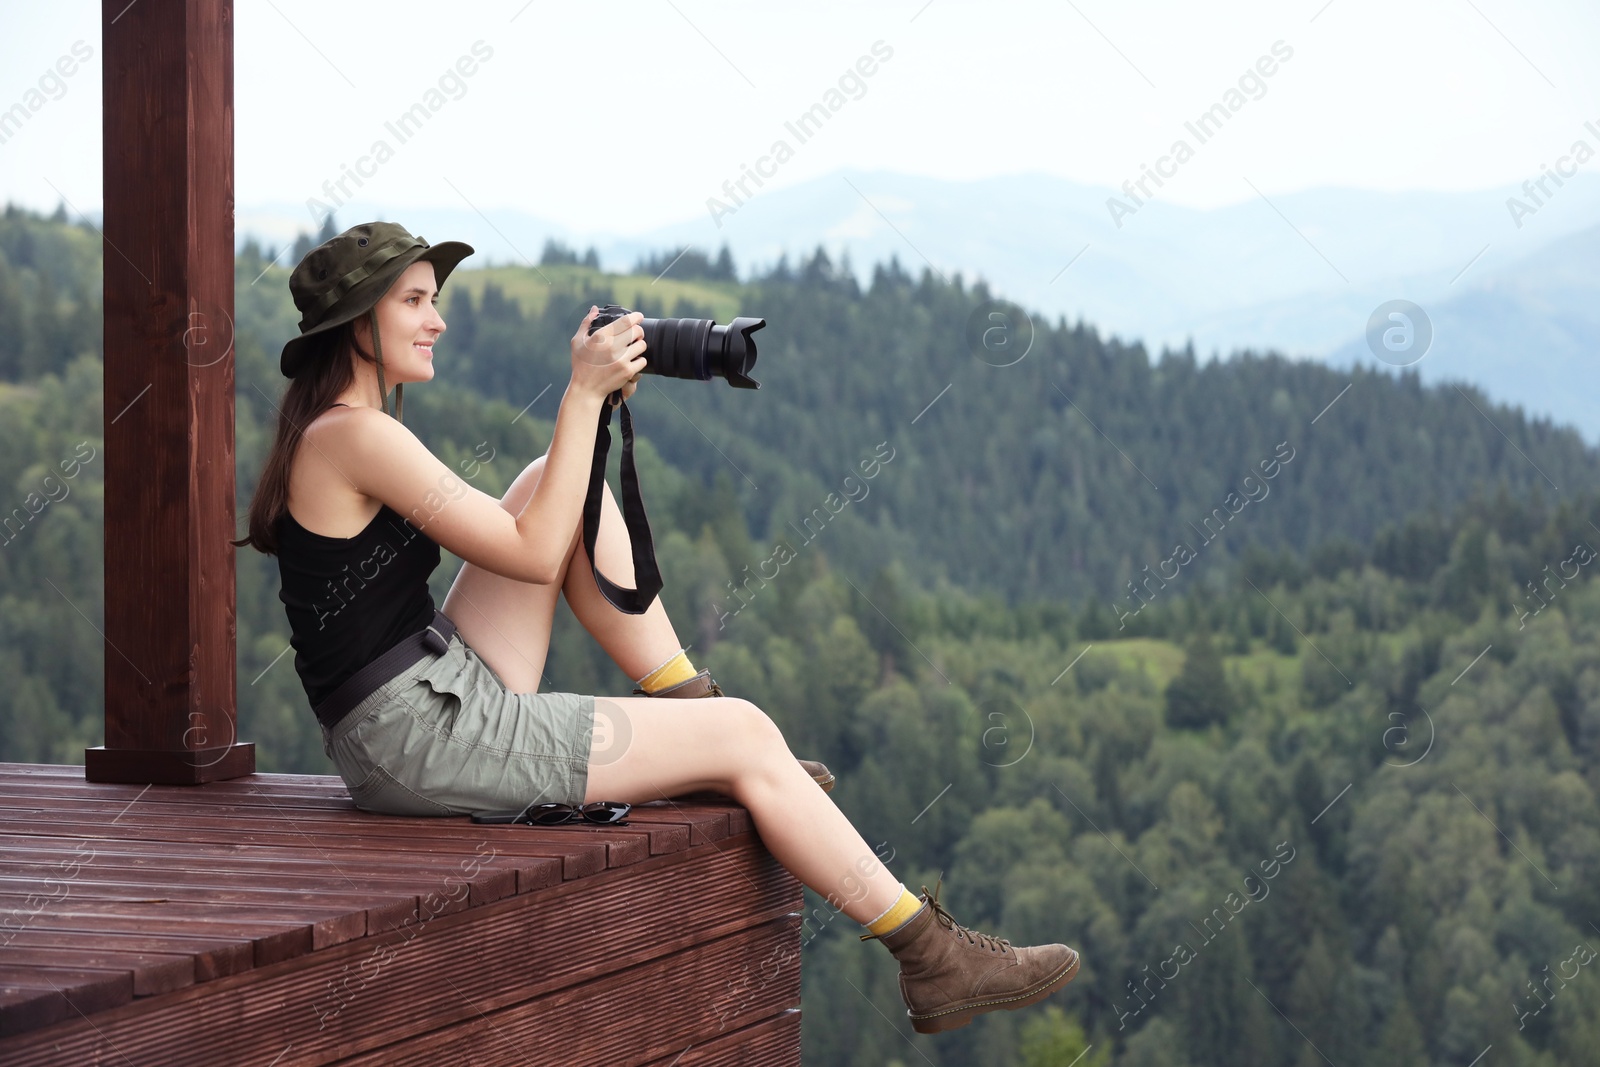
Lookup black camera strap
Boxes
[582,395,662,614]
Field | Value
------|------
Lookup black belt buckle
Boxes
[422,619,452,656]
[313,611,456,731]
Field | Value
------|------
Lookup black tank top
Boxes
[274,406,441,709]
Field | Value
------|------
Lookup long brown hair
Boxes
[231,321,374,555]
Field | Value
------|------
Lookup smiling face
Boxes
[351,259,447,385]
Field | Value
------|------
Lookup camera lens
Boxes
[641,317,714,381]
[590,304,764,388]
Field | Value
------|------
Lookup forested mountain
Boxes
[313,223,1591,612]
[2,203,1597,1066]
[243,169,1600,405]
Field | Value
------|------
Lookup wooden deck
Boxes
[0,763,802,1064]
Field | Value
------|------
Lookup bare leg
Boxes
[445,459,884,914]
[583,694,902,924]
[442,454,683,692]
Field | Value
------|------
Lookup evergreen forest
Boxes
[2,203,1597,1066]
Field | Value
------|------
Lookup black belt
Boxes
[313,609,458,730]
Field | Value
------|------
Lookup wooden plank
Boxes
[0,787,355,809]
[0,817,610,882]
[0,894,352,958]
[0,876,419,935]
[653,795,755,836]
[0,790,690,861]
[0,768,365,797]
[0,948,193,997]
[628,803,733,845]
[0,776,316,799]
[638,1010,801,1067]
[0,836,539,908]
[0,829,532,871]
[0,834,800,1062]
[331,916,801,1066]
[0,870,438,934]
[0,772,347,804]
[0,783,721,834]
[0,767,782,1056]
[0,968,131,1038]
[0,767,754,814]
[5,907,308,968]
[0,929,251,983]
[0,798,624,850]
[0,853,512,919]
[0,773,740,854]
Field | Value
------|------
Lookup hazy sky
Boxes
[4,0,1600,237]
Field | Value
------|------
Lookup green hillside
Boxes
[3,203,1598,1066]
[446,262,747,324]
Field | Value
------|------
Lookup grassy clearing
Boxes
[1088,637,1187,690]
[1087,635,1302,695]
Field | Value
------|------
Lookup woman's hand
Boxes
[570,306,647,407]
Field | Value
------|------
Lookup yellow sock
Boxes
[865,886,924,937]
[637,649,697,693]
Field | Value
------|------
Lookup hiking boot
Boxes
[860,878,1080,1034]
[635,667,836,793]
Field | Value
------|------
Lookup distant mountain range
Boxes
[237,169,1600,443]
[1324,219,1600,444]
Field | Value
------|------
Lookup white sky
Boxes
[3,0,1600,236]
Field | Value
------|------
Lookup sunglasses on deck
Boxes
[471,801,631,826]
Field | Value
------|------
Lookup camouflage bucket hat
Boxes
[279,221,474,419]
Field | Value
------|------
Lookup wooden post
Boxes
[86,0,254,783]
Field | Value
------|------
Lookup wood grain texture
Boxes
[0,765,802,1063]
[91,0,252,783]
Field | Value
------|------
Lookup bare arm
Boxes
[333,307,646,584]
[512,382,604,581]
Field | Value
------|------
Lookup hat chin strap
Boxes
[370,307,402,423]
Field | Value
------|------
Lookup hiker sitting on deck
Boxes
[230,221,1081,1034]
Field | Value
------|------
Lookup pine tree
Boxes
[1374,995,1428,1066]
[1165,630,1233,729]
[540,238,580,266]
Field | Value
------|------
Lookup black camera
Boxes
[588,303,764,388]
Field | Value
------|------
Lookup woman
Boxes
[233,221,1081,1034]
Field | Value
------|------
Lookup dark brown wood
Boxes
[0,970,131,1036]
[0,947,194,997]
[0,766,803,1059]
[0,893,373,952]
[0,835,540,908]
[82,745,256,785]
[639,1011,802,1067]
[0,835,798,1060]
[89,0,252,783]
[0,787,691,858]
[4,814,610,883]
[0,929,253,983]
[5,904,314,967]
[331,918,803,1066]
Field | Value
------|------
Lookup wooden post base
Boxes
[84,744,256,785]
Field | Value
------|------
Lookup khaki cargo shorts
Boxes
[320,629,597,817]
